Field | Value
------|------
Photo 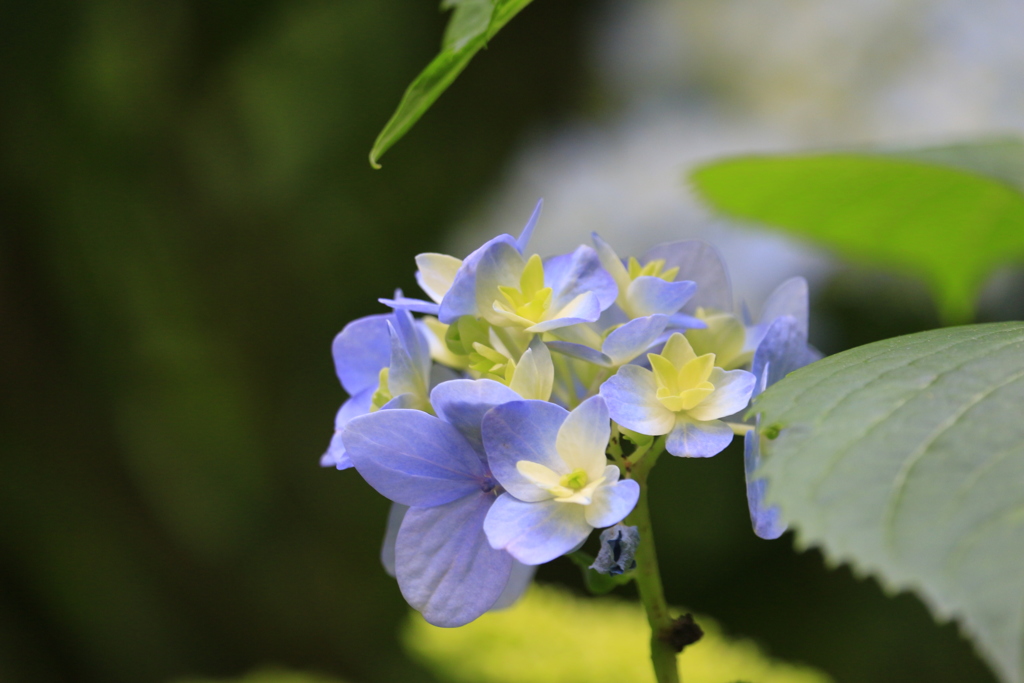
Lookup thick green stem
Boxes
[626,446,680,683]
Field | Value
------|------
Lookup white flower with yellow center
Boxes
[592,232,698,320]
[600,333,756,458]
[482,396,640,565]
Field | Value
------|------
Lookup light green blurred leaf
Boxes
[174,667,349,683]
[404,584,832,683]
[690,140,1024,323]
[888,137,1024,192]
[751,322,1024,683]
[368,0,534,168]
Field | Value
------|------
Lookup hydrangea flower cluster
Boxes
[322,201,816,627]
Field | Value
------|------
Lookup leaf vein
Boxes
[801,331,1016,502]
[883,366,1024,550]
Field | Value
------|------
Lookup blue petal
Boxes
[600,365,676,436]
[687,367,756,422]
[482,400,568,502]
[319,443,344,469]
[516,199,543,253]
[392,308,431,384]
[625,277,696,317]
[744,430,786,540]
[585,479,640,528]
[475,240,528,326]
[321,387,374,470]
[385,323,426,400]
[666,416,733,458]
[746,277,811,353]
[644,240,732,314]
[602,315,668,365]
[665,313,707,331]
[491,560,536,611]
[396,493,513,627]
[483,494,592,565]
[344,409,488,507]
[760,277,809,336]
[751,315,818,390]
[431,379,521,456]
[332,314,392,394]
[545,341,613,367]
[544,245,618,313]
[378,295,440,316]
[381,502,409,577]
[439,233,518,323]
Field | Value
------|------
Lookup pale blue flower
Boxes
[482,396,640,565]
[744,314,820,540]
[592,233,698,321]
[642,239,734,317]
[601,333,755,458]
[743,276,810,359]
[342,378,530,626]
[437,210,616,333]
[432,201,544,325]
[687,277,810,370]
[376,201,543,317]
[322,306,433,470]
[442,242,618,333]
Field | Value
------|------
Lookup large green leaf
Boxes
[751,322,1024,683]
[368,0,534,168]
[889,137,1024,192]
[690,140,1024,323]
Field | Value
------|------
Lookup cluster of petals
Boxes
[323,200,818,625]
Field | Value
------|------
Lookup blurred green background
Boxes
[0,1,1018,682]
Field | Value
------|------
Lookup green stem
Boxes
[626,445,680,683]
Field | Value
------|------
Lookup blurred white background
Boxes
[449,0,1024,311]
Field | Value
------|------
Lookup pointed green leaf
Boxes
[690,139,1024,323]
[368,0,534,168]
[442,0,494,51]
[751,322,1024,683]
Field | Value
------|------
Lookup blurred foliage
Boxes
[176,668,349,683]
[405,583,832,683]
[369,0,535,168]
[0,0,589,681]
[691,140,1024,324]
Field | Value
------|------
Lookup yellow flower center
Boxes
[559,468,589,492]
[497,254,553,324]
[370,367,392,411]
[627,257,679,282]
[516,461,605,504]
[648,333,717,413]
[468,342,516,384]
[685,307,751,370]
